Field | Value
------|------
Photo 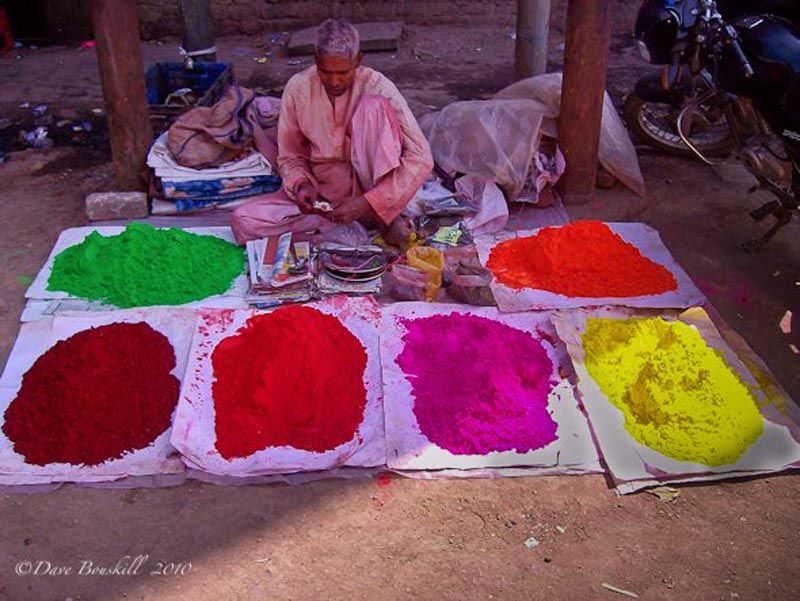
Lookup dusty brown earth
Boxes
[0,5,799,601]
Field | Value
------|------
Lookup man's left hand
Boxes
[329,195,374,224]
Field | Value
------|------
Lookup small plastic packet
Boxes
[448,261,496,306]
[415,217,474,251]
[384,264,429,301]
[404,179,478,217]
[406,246,445,302]
[442,245,480,285]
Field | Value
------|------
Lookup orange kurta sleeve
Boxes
[276,76,318,200]
[361,77,434,224]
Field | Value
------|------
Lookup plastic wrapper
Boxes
[495,72,645,196]
[455,174,509,235]
[317,221,374,247]
[405,246,445,302]
[419,99,544,199]
[448,261,496,306]
[414,216,473,250]
[384,264,429,302]
[516,138,566,206]
[404,179,478,217]
[443,245,480,266]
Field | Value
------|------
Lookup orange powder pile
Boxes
[486,221,678,297]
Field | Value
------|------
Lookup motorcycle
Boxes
[626,0,800,249]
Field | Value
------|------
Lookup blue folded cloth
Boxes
[162,175,281,198]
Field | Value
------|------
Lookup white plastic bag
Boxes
[495,72,645,196]
[419,99,545,199]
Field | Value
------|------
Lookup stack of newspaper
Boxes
[245,232,313,308]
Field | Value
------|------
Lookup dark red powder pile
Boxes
[2,322,179,466]
[212,306,368,459]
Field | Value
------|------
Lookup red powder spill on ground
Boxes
[397,313,558,455]
[212,306,368,459]
[2,322,179,466]
[486,220,678,297]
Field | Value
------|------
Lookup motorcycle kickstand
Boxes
[741,205,794,251]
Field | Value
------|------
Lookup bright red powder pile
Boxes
[396,313,558,455]
[212,306,368,459]
[486,220,678,297]
[2,323,179,466]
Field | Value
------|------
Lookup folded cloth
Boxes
[173,188,281,212]
[147,132,273,181]
[162,175,281,199]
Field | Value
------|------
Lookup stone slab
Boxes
[288,21,404,56]
[85,191,149,221]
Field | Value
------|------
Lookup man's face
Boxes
[315,52,362,97]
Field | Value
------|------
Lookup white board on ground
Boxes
[171,297,385,477]
[25,225,248,306]
[0,308,195,485]
[380,303,600,473]
[474,222,705,312]
[552,307,800,493]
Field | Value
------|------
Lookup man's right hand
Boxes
[295,182,317,214]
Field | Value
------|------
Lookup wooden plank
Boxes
[90,0,152,191]
[288,21,404,56]
[556,0,612,204]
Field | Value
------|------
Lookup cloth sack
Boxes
[167,86,273,169]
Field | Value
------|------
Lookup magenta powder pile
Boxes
[396,313,558,455]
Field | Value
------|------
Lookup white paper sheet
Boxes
[20,296,247,323]
[26,225,248,306]
[475,222,705,312]
[0,309,195,485]
[552,307,800,493]
[171,297,386,477]
[380,303,600,472]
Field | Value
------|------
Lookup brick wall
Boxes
[135,0,518,39]
[39,1,639,43]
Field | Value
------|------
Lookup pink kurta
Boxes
[278,65,433,224]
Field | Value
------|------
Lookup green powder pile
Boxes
[47,222,245,308]
[582,317,764,466]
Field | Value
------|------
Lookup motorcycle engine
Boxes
[740,142,794,190]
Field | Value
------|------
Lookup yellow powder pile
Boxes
[582,317,764,466]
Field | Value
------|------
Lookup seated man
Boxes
[231,18,434,244]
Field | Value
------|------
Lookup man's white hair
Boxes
[315,18,360,59]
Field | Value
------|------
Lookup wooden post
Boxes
[514,0,551,80]
[557,0,613,204]
[179,0,216,63]
[90,0,152,191]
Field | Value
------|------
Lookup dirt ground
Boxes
[0,6,799,601]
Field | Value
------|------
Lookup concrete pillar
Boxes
[179,0,216,63]
[90,0,153,191]
[514,0,551,80]
[557,0,613,204]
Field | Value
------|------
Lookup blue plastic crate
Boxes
[145,61,233,114]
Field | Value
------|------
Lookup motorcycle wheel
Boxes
[623,93,736,159]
